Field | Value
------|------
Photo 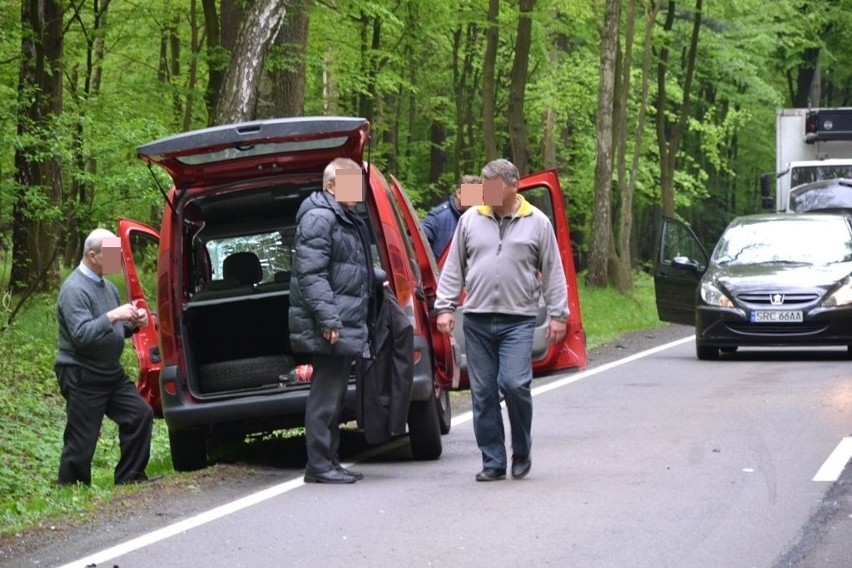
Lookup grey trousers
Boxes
[304,354,353,473]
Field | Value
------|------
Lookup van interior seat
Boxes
[223,251,263,285]
[256,270,291,295]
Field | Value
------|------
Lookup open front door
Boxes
[518,170,587,373]
[117,218,163,414]
[388,175,463,390]
[654,216,707,325]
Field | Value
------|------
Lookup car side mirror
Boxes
[671,255,701,272]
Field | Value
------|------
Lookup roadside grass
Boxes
[0,269,663,537]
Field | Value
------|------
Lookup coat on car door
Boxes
[654,216,707,325]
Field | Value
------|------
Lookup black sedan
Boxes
[654,213,852,360]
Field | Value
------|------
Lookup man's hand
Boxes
[135,307,149,328]
[323,328,340,344]
[436,312,455,335]
[546,319,567,344]
[108,303,139,325]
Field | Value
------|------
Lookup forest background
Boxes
[1,0,852,535]
[2,0,852,301]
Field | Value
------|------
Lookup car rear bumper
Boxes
[696,305,852,347]
[160,342,434,433]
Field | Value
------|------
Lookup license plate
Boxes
[750,310,803,323]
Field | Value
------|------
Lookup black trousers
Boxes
[304,354,352,474]
[55,364,154,485]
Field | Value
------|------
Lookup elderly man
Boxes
[289,157,376,484]
[55,228,154,485]
[435,159,568,482]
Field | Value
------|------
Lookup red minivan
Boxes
[119,117,586,471]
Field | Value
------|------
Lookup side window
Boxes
[521,186,555,227]
[385,187,422,283]
[660,219,707,267]
[126,231,159,314]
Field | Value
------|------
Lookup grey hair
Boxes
[323,157,361,190]
[481,159,519,185]
[82,228,116,255]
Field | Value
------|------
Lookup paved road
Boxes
[3,324,851,567]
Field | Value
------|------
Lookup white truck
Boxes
[761,107,852,213]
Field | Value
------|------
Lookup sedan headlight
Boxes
[700,281,734,307]
[823,277,852,307]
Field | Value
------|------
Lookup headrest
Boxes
[223,252,263,285]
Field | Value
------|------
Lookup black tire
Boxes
[408,392,443,460]
[198,354,295,393]
[696,343,720,361]
[436,388,452,435]
[168,428,208,471]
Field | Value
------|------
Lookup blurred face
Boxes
[329,168,363,209]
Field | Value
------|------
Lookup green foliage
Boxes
[0,289,172,537]
[578,269,665,350]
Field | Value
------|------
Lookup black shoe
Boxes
[475,468,506,482]
[511,456,531,479]
[304,469,358,484]
[336,466,364,480]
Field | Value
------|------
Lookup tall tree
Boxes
[507,0,536,174]
[655,0,702,216]
[10,0,65,294]
[265,0,310,117]
[482,0,500,162]
[212,0,288,124]
[586,0,620,287]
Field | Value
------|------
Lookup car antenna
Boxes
[146,163,176,216]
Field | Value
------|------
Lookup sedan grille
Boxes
[735,293,819,305]
[726,322,826,336]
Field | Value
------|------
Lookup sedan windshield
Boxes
[713,218,852,265]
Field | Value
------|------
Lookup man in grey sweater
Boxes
[435,159,568,482]
[55,228,154,485]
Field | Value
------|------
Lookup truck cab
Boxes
[762,107,852,213]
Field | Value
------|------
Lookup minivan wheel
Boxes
[696,343,720,361]
[168,428,208,472]
[437,388,452,435]
[407,392,443,460]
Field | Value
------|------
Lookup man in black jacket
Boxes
[289,157,375,484]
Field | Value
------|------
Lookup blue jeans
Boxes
[463,313,536,470]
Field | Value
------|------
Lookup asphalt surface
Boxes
[2,323,850,567]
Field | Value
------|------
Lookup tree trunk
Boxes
[608,0,641,293]
[11,0,64,294]
[182,0,201,131]
[266,0,309,118]
[429,121,447,185]
[507,0,536,175]
[63,0,111,268]
[586,0,620,288]
[655,0,702,217]
[212,0,288,125]
[482,0,500,162]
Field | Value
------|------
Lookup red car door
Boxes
[517,170,587,373]
[388,174,461,390]
[427,170,587,377]
[117,218,163,413]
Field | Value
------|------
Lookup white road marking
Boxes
[59,335,693,568]
[812,437,852,482]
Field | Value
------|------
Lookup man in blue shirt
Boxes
[421,175,481,260]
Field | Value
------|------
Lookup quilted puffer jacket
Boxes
[288,190,372,357]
